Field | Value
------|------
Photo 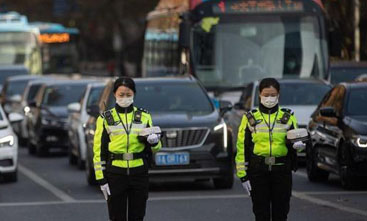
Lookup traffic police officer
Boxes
[93,77,161,221]
[235,78,305,221]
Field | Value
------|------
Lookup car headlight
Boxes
[214,120,227,149]
[351,136,367,148]
[0,135,14,147]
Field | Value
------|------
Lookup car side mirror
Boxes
[28,100,38,108]
[8,112,24,123]
[320,107,337,118]
[219,100,233,115]
[234,102,245,110]
[67,102,81,113]
[87,104,100,118]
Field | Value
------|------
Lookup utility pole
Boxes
[354,0,360,61]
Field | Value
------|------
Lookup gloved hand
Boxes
[100,183,111,200]
[240,176,252,196]
[147,133,159,145]
[293,141,306,151]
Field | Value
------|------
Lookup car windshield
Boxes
[42,84,86,106]
[0,69,29,85]
[86,86,104,109]
[192,15,327,88]
[135,83,213,114]
[5,79,30,97]
[255,82,331,106]
[347,87,367,116]
[330,67,367,85]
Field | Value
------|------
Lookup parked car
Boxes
[85,77,234,188]
[0,106,23,182]
[27,80,95,156]
[307,82,367,189]
[329,61,367,85]
[0,65,29,90]
[224,79,331,158]
[67,82,106,169]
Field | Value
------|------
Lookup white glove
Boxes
[147,133,159,144]
[100,183,111,200]
[293,141,306,151]
[241,180,252,196]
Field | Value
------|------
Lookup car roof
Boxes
[6,75,46,81]
[330,61,367,68]
[251,78,329,87]
[0,65,28,71]
[42,79,98,87]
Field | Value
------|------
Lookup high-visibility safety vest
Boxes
[235,108,298,178]
[93,106,161,182]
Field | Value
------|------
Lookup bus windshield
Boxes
[192,15,327,88]
[0,32,36,65]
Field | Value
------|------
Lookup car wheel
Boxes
[306,145,329,182]
[86,156,97,185]
[339,143,358,189]
[213,171,234,189]
[27,140,36,155]
[3,170,17,182]
[69,152,77,165]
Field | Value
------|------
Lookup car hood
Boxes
[42,106,69,119]
[344,116,367,135]
[151,111,220,129]
[281,105,317,127]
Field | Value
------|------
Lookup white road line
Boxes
[292,191,367,217]
[18,164,76,202]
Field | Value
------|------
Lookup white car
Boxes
[0,106,23,182]
[67,82,106,169]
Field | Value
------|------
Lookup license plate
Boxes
[155,152,190,166]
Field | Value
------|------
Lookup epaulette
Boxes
[251,109,258,113]
[281,108,294,115]
[137,107,149,114]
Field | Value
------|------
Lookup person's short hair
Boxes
[259,78,280,93]
[113,77,136,93]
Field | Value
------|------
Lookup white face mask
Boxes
[260,96,278,108]
[116,96,134,108]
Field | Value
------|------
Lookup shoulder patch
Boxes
[281,108,294,115]
[137,107,149,114]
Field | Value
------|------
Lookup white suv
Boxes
[0,106,23,182]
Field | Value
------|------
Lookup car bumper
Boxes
[39,127,69,149]
[0,147,18,173]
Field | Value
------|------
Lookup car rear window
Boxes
[42,84,86,106]
[254,82,331,106]
[346,87,367,116]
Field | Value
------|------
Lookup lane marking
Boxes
[293,191,367,217]
[18,164,76,202]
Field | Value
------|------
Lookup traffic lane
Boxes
[0,196,366,221]
[16,147,102,200]
[0,170,59,203]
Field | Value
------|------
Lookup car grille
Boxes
[160,128,209,149]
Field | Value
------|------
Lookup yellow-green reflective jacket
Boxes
[235,108,298,178]
[93,106,161,182]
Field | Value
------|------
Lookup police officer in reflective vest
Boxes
[93,77,161,221]
[236,78,305,221]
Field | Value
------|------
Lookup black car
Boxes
[329,61,367,85]
[27,80,94,156]
[85,77,234,188]
[307,82,367,189]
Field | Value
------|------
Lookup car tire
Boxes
[339,143,358,189]
[213,171,234,189]
[69,152,77,165]
[306,145,329,182]
[3,170,17,182]
[86,156,97,185]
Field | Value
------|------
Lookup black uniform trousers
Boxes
[248,161,292,221]
[106,172,149,221]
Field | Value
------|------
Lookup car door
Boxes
[28,85,45,144]
[313,85,346,171]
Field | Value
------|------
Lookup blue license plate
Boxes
[155,152,190,166]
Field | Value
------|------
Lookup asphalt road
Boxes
[1,148,367,221]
